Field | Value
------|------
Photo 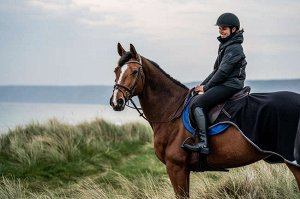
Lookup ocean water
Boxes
[0,102,145,134]
[1,81,299,135]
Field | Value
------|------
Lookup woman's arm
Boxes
[203,45,243,91]
[201,69,216,85]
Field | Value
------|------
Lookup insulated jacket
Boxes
[202,31,247,91]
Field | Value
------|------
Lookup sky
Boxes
[0,0,300,85]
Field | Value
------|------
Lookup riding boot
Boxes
[183,107,210,154]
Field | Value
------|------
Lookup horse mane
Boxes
[117,51,188,90]
[146,59,188,89]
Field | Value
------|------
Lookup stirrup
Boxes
[182,142,210,154]
[181,136,195,149]
[181,138,209,154]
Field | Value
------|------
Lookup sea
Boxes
[1,79,300,134]
[0,102,145,134]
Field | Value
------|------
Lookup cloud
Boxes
[1,0,299,85]
[25,0,215,39]
[26,0,300,41]
[28,0,73,13]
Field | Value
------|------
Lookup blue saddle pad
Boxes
[182,95,230,136]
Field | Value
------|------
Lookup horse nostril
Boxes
[117,98,124,106]
[109,96,113,106]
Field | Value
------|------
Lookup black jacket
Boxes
[202,31,247,91]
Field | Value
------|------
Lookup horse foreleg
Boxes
[166,163,190,198]
[286,161,300,191]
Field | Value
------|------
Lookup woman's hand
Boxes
[194,85,205,92]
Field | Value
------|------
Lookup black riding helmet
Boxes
[216,13,240,30]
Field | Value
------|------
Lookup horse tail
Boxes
[294,118,300,164]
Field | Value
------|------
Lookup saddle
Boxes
[188,86,251,124]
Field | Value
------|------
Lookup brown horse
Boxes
[110,43,300,198]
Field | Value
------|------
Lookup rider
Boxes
[183,13,247,154]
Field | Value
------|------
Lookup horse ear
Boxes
[117,42,125,56]
[130,44,138,58]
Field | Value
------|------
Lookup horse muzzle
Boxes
[110,96,126,111]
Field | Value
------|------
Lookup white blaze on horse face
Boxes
[112,64,129,106]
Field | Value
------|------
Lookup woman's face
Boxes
[218,26,236,38]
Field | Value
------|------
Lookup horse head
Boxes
[110,43,145,111]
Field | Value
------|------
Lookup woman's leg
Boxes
[191,85,241,112]
[184,85,240,153]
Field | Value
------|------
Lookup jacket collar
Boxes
[218,30,244,50]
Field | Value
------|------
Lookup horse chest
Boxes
[153,132,168,164]
[153,124,186,164]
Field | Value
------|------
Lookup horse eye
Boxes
[132,70,138,75]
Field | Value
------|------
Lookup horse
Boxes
[109,43,300,198]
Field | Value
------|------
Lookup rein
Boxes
[128,93,188,123]
[114,57,191,124]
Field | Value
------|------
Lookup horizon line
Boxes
[0,78,300,87]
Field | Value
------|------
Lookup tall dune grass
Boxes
[0,119,154,189]
[1,118,152,165]
[0,119,299,198]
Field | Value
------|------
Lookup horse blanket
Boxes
[183,90,300,166]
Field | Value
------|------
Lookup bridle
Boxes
[113,56,189,123]
[113,59,144,103]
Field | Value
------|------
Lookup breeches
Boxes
[190,85,240,114]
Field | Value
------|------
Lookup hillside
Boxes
[186,79,300,93]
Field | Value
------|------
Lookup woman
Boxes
[184,13,247,154]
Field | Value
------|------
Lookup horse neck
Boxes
[138,58,189,123]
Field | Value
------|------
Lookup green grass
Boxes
[0,119,157,189]
[0,118,299,198]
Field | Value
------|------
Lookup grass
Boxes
[0,118,299,198]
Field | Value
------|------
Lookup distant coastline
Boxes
[0,79,299,105]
